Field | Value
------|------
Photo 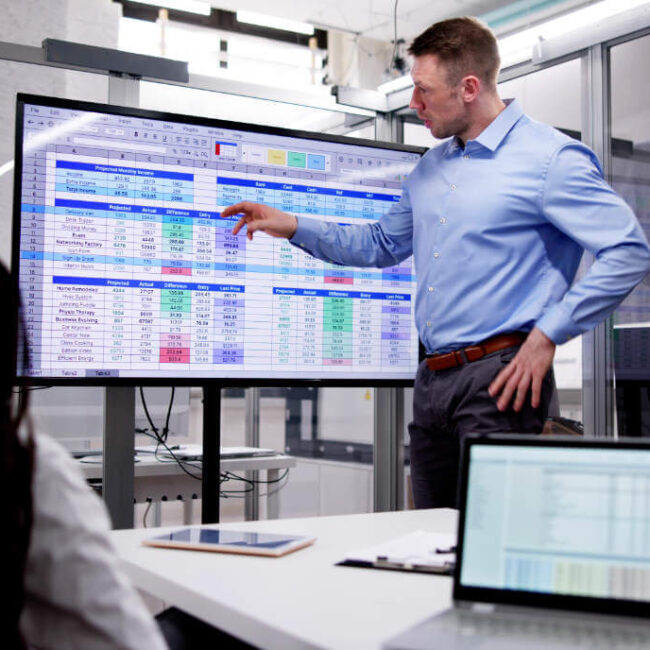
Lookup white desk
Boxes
[111,508,457,649]
[81,454,296,524]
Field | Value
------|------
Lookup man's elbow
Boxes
[638,239,650,276]
[630,239,650,285]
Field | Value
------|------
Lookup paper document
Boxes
[342,530,456,573]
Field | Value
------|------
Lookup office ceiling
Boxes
[202,0,588,40]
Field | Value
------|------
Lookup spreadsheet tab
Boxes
[17,99,422,381]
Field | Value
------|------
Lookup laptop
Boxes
[384,435,650,649]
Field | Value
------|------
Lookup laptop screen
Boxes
[456,437,650,614]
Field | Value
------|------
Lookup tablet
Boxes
[143,528,316,557]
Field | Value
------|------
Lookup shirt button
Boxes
[451,184,457,191]
[428,286,434,292]
[433,252,440,258]
[439,217,447,224]
[426,321,431,327]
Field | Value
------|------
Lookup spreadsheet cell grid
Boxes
[17,100,422,380]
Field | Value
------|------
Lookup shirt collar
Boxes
[444,98,523,155]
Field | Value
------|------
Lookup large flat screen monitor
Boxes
[13,94,425,385]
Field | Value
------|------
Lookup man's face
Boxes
[409,54,468,140]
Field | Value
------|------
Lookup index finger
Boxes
[232,216,248,236]
[220,202,248,219]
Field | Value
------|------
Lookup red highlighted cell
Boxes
[324,276,353,285]
[162,267,191,275]
[323,358,352,366]
[160,334,190,347]
[159,348,190,363]
[215,143,220,155]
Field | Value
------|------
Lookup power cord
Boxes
[139,385,174,444]
[142,497,153,528]
[219,469,290,498]
[390,0,399,70]
[137,387,291,497]
[138,387,202,480]
[389,0,406,75]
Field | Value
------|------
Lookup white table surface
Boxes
[111,508,458,650]
[79,453,296,479]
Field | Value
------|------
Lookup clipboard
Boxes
[336,530,455,575]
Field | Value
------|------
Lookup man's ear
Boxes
[460,75,481,103]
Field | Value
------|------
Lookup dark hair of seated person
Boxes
[0,261,33,650]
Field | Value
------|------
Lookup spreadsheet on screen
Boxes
[15,97,423,382]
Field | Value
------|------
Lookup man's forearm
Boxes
[290,216,411,269]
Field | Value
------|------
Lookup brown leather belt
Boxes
[426,332,526,372]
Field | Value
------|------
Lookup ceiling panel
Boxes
[205,0,540,41]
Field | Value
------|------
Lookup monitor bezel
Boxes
[12,93,427,387]
[454,434,650,619]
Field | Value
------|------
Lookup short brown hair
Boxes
[408,17,500,88]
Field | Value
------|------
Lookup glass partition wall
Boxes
[609,33,650,438]
[136,24,648,521]
[4,17,647,526]
[147,28,650,522]
[147,28,650,523]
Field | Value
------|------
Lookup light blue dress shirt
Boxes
[290,99,650,353]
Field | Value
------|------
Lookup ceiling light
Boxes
[378,75,413,95]
[236,10,315,36]
[498,0,648,68]
[127,0,211,16]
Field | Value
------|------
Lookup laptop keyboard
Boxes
[439,609,650,649]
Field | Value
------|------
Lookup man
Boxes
[221,17,650,508]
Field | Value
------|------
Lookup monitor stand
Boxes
[103,386,135,530]
[201,384,221,524]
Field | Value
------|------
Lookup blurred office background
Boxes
[2,0,649,523]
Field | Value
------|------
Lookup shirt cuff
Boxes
[289,216,323,253]
[535,303,580,345]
